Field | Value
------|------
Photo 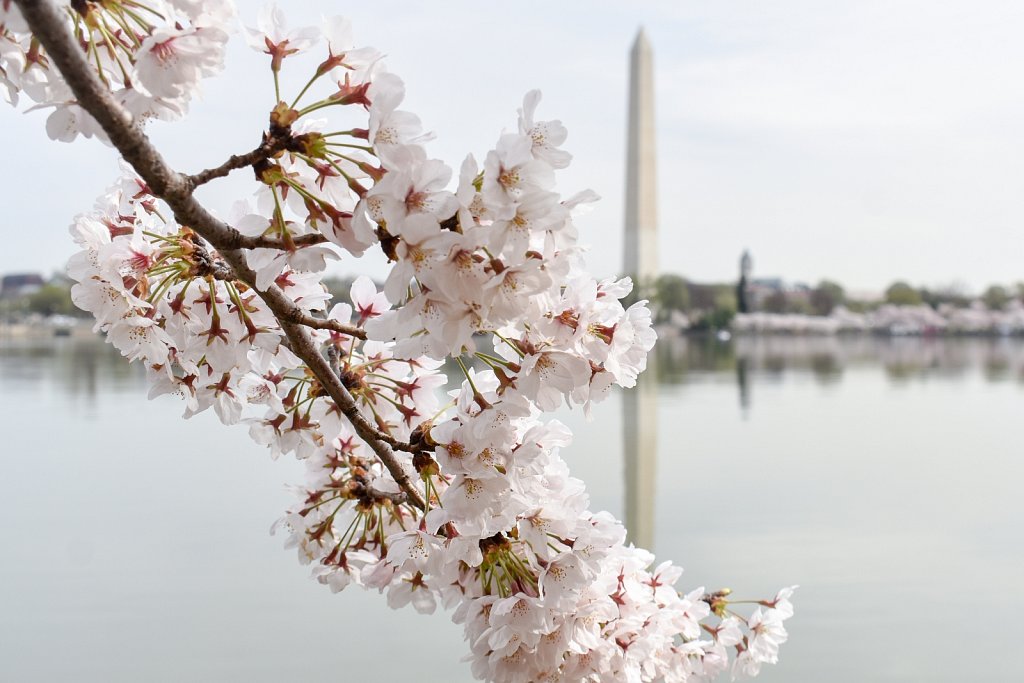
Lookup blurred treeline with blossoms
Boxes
[649,273,1024,331]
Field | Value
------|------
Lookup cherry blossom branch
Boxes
[192,227,329,252]
[365,484,409,506]
[236,232,329,250]
[6,3,800,677]
[291,313,367,339]
[15,0,422,510]
[185,134,290,188]
[192,238,367,340]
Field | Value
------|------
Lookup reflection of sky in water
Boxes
[1,337,1022,682]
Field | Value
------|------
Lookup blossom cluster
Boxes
[0,0,232,140]
[15,2,795,680]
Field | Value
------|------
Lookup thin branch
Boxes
[237,232,329,250]
[291,312,367,339]
[186,132,330,252]
[372,429,424,455]
[186,134,289,188]
[366,485,409,506]
[16,0,423,510]
[193,241,364,339]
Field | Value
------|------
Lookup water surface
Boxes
[1,335,1021,682]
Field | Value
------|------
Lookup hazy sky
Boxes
[3,0,1023,294]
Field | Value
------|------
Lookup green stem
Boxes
[455,356,480,395]
[108,8,143,48]
[493,332,525,358]
[427,401,456,423]
[123,0,165,22]
[289,71,324,109]
[297,99,345,117]
[475,351,512,369]
[326,141,374,153]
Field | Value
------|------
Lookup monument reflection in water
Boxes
[620,332,1024,556]
[623,353,658,549]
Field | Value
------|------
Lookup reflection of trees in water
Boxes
[7,336,1024,407]
[654,335,1024,387]
[867,337,1024,383]
[654,336,735,384]
[0,338,143,401]
[808,353,842,382]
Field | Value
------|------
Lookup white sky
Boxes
[3,0,1024,294]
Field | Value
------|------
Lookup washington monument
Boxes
[623,28,659,291]
[623,28,658,550]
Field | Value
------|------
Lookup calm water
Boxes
[1,335,1022,682]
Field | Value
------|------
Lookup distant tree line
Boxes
[884,281,1024,310]
[649,275,848,329]
[0,276,86,320]
[12,272,1020,327]
[647,274,1024,330]
[650,274,736,330]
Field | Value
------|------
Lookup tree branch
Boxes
[192,236,366,339]
[16,0,423,510]
[237,232,329,250]
[186,134,289,188]
[291,312,367,339]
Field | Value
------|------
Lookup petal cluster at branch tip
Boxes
[1,0,234,141]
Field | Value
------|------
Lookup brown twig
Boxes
[237,232,329,250]
[290,312,366,339]
[186,134,290,188]
[366,485,409,506]
[194,241,364,340]
[16,0,423,510]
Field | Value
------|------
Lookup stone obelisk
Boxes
[623,28,658,551]
[623,28,659,292]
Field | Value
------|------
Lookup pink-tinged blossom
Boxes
[134,25,228,100]
[516,350,592,412]
[320,15,382,80]
[368,157,458,232]
[381,213,457,303]
[169,1,236,25]
[386,529,443,573]
[349,276,390,324]
[482,133,556,220]
[245,3,320,70]
[44,103,105,143]
[115,88,187,125]
[367,72,433,168]
[518,90,572,169]
[106,315,174,366]
[488,189,563,258]
[386,571,437,614]
[0,39,22,105]
[2,1,230,141]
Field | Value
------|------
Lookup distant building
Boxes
[747,277,781,311]
[737,250,753,313]
[0,273,45,299]
[746,275,812,312]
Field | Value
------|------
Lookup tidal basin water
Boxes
[1,335,1022,682]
